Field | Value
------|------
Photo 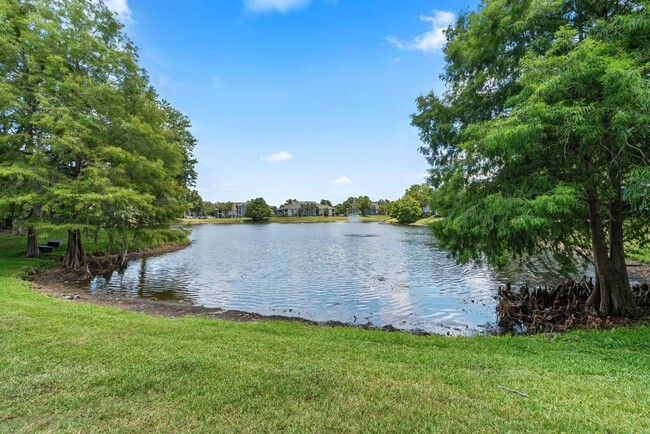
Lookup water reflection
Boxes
[88,221,582,335]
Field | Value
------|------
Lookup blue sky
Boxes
[105,0,477,206]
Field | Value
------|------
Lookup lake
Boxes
[89,221,565,335]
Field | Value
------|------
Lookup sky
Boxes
[104,0,478,206]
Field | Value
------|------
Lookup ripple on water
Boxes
[88,222,583,335]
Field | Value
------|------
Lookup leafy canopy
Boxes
[390,196,422,224]
[412,0,650,275]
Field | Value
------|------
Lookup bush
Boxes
[390,196,422,224]
[245,198,273,222]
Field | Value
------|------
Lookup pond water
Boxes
[88,221,571,335]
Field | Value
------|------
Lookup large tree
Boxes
[0,0,51,256]
[245,198,272,222]
[404,183,433,214]
[356,195,372,216]
[412,0,649,315]
[0,0,197,268]
[390,196,422,224]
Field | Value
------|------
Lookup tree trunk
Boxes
[63,229,87,270]
[116,234,128,269]
[585,197,636,316]
[26,226,40,257]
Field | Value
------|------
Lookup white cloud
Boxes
[156,74,190,92]
[244,0,310,14]
[330,176,351,186]
[387,10,455,53]
[104,0,135,23]
[262,151,292,162]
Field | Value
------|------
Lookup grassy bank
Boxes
[357,215,391,222]
[270,216,349,223]
[627,244,650,263]
[181,216,350,225]
[413,216,441,226]
[1,235,649,432]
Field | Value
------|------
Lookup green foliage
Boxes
[404,184,433,209]
[0,0,197,264]
[375,199,392,215]
[390,196,422,224]
[412,0,650,282]
[245,197,272,222]
[334,203,347,216]
[185,190,204,215]
[355,195,371,216]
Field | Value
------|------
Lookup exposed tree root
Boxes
[497,278,650,334]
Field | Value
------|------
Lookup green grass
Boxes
[627,244,650,263]
[270,216,349,223]
[180,217,252,225]
[355,216,439,225]
[413,216,441,226]
[1,227,189,260]
[1,233,650,432]
[181,216,350,224]
[357,215,392,222]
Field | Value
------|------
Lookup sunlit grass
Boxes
[1,232,649,432]
[413,216,441,226]
[357,215,392,222]
[180,216,350,224]
[627,243,650,263]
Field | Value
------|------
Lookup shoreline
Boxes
[26,254,650,336]
[28,268,436,334]
[20,232,650,336]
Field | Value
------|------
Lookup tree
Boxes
[245,198,272,222]
[334,203,347,216]
[0,0,197,269]
[390,197,422,224]
[377,199,393,215]
[412,0,649,315]
[203,201,217,217]
[216,201,234,218]
[185,190,204,216]
[320,199,332,206]
[404,184,433,213]
[0,0,51,257]
[356,196,372,216]
[340,197,356,215]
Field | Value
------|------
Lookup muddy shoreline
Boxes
[25,245,650,335]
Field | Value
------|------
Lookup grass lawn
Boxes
[413,216,442,226]
[357,215,392,222]
[1,232,649,432]
[627,244,650,263]
[180,217,252,225]
[270,216,349,223]
[180,216,350,225]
